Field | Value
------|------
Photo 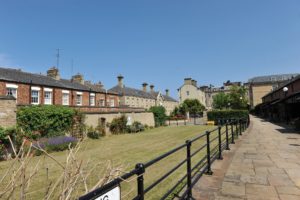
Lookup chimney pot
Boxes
[150,85,154,92]
[142,82,148,92]
[117,75,124,88]
[165,89,169,96]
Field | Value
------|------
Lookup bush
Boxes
[109,115,128,134]
[207,110,249,124]
[17,105,84,138]
[149,106,167,127]
[127,121,145,133]
[87,126,101,139]
[32,136,77,155]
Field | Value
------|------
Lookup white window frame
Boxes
[62,90,70,106]
[31,87,40,105]
[44,88,53,105]
[110,98,115,107]
[76,92,82,106]
[6,84,18,99]
[90,93,95,106]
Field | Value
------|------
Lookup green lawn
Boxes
[0,125,225,199]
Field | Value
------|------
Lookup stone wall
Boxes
[0,96,17,128]
[85,112,155,133]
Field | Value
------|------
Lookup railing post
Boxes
[235,119,239,139]
[186,140,193,199]
[239,119,242,135]
[231,120,235,144]
[135,163,145,200]
[206,131,213,175]
[218,126,223,160]
[225,122,230,150]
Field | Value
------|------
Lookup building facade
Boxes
[109,76,178,115]
[0,67,119,108]
[246,74,298,108]
[177,78,206,106]
[260,75,300,123]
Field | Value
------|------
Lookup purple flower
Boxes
[46,136,77,146]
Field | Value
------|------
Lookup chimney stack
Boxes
[184,78,192,85]
[150,85,154,92]
[117,75,124,88]
[142,83,148,92]
[165,89,169,96]
[47,67,60,80]
[95,81,104,89]
[72,73,84,84]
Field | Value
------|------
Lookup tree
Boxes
[228,85,248,109]
[212,92,230,110]
[182,99,205,116]
[149,106,167,127]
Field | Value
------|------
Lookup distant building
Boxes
[178,78,241,110]
[245,74,298,108]
[109,75,178,115]
[202,81,241,110]
[177,78,206,106]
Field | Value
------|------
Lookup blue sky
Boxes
[0,0,300,98]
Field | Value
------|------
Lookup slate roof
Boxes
[248,74,299,84]
[109,85,156,99]
[109,85,178,102]
[0,67,114,94]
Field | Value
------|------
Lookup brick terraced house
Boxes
[0,67,119,109]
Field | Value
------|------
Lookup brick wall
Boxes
[0,96,16,128]
[0,80,119,108]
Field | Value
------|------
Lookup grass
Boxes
[0,124,233,199]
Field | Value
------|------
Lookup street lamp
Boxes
[283,87,289,124]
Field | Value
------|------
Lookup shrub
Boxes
[17,105,84,138]
[87,126,101,139]
[109,115,127,134]
[207,110,249,124]
[32,136,77,154]
[149,106,167,127]
[127,121,145,133]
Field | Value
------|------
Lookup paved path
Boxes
[193,116,300,200]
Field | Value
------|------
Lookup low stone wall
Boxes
[85,112,155,133]
[0,96,17,128]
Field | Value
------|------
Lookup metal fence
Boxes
[79,118,249,200]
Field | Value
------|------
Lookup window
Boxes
[76,92,82,106]
[44,91,52,104]
[90,93,95,106]
[43,88,52,105]
[31,89,40,105]
[186,91,190,96]
[99,99,105,107]
[6,84,18,99]
[6,88,17,98]
[62,90,69,105]
[110,98,115,107]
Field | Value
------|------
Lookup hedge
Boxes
[17,105,84,138]
[207,110,249,124]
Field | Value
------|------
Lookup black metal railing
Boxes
[79,117,249,200]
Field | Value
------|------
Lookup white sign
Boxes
[126,116,132,126]
[95,186,121,200]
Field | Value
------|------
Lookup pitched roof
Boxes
[248,74,299,84]
[0,67,113,94]
[109,85,178,102]
[109,85,156,99]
